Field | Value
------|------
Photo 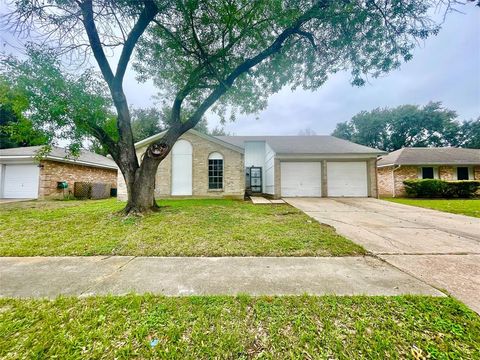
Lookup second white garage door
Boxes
[281,162,322,197]
[2,164,40,199]
[327,161,368,197]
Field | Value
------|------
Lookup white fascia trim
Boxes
[276,153,379,160]
[134,129,244,154]
[0,155,117,170]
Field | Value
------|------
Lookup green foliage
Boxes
[135,0,441,122]
[332,102,474,151]
[1,47,117,154]
[130,107,164,142]
[403,179,480,198]
[458,118,480,149]
[0,77,49,148]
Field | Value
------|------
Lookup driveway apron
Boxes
[286,198,480,313]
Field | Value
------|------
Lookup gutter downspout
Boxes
[392,165,401,198]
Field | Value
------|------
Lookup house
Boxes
[117,129,385,200]
[0,146,117,199]
[377,147,480,197]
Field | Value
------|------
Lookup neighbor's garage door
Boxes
[2,164,40,199]
[327,161,368,197]
[281,162,322,197]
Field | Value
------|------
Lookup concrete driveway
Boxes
[286,198,480,313]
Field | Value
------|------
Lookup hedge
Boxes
[403,179,480,198]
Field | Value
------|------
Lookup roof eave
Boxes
[0,155,118,170]
[134,129,245,154]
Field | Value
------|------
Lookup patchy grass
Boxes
[0,295,478,359]
[0,198,364,256]
[384,198,480,218]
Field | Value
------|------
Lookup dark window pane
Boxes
[457,167,469,180]
[422,167,434,179]
[208,159,223,189]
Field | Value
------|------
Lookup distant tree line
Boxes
[332,102,480,151]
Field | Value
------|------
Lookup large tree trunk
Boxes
[122,167,159,215]
[117,129,179,215]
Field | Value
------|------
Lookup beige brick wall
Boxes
[367,158,378,198]
[39,160,117,199]
[117,132,245,201]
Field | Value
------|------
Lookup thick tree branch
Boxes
[178,0,331,132]
[78,0,114,85]
[115,0,158,85]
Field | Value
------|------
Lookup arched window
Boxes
[208,152,223,190]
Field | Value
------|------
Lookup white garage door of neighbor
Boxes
[171,139,193,195]
[3,164,40,199]
[327,161,368,197]
[281,162,322,197]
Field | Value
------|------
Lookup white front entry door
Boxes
[280,162,322,197]
[171,139,193,195]
[327,161,368,197]
[2,164,40,198]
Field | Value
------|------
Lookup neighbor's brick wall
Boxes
[379,165,480,197]
[439,166,455,181]
[39,160,117,199]
[117,132,245,201]
[377,166,394,197]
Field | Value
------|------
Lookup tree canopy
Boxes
[0,77,50,149]
[3,0,473,213]
[332,102,480,151]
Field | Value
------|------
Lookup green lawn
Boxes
[1,295,478,359]
[0,198,364,256]
[384,198,480,218]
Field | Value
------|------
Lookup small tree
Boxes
[3,0,472,214]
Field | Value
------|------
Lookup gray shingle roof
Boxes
[377,147,480,166]
[216,135,385,155]
[0,146,117,169]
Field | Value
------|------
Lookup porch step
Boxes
[250,196,285,204]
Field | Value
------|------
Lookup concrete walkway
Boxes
[0,256,442,298]
[286,198,480,313]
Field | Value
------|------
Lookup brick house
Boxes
[377,147,480,197]
[117,129,384,200]
[0,146,117,199]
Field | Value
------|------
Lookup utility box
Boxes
[57,181,68,189]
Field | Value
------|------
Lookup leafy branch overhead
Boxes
[2,0,472,213]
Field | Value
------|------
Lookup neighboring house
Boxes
[377,147,480,197]
[117,129,385,200]
[0,146,117,199]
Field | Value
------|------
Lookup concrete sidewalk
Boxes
[0,256,443,298]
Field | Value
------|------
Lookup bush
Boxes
[403,179,480,198]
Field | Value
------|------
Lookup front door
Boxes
[249,167,262,193]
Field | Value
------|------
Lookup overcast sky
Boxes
[2,4,479,136]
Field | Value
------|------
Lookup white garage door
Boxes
[281,162,322,197]
[2,164,40,199]
[327,161,368,197]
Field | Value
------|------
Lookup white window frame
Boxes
[208,152,224,190]
[454,166,473,181]
[417,166,438,179]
